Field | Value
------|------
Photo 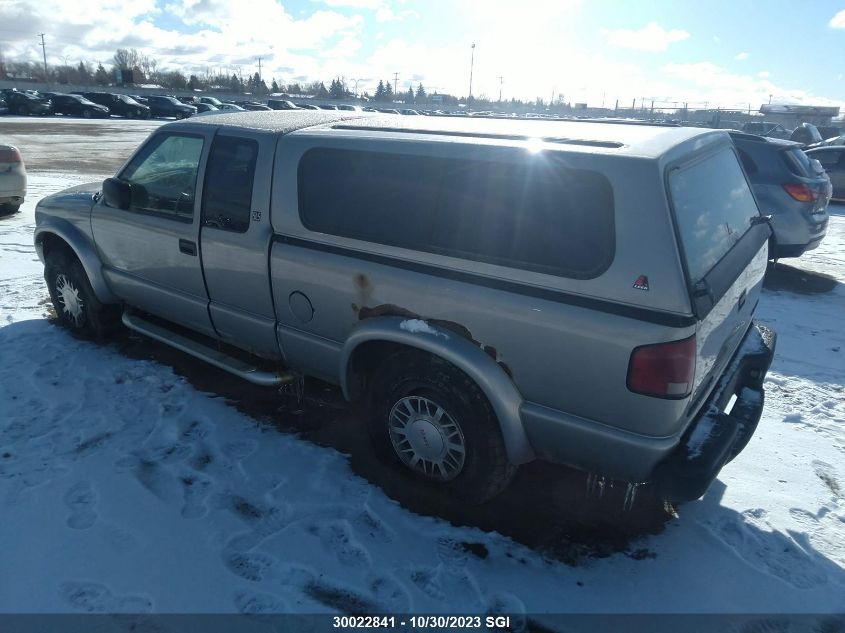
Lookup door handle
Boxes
[179,239,197,256]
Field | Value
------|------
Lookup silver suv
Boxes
[34,113,777,504]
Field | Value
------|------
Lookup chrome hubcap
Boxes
[56,274,84,326]
[388,395,466,481]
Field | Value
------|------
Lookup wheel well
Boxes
[346,340,417,401]
[40,233,78,263]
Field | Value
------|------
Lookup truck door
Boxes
[199,130,280,358]
[92,128,217,337]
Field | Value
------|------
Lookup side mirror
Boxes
[102,177,130,210]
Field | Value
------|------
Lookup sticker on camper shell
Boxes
[633,275,650,291]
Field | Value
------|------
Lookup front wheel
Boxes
[368,350,516,503]
[45,250,121,338]
[0,203,20,215]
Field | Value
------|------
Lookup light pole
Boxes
[353,78,361,98]
[468,43,475,110]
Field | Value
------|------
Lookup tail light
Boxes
[627,336,696,399]
[0,147,22,163]
[783,183,818,202]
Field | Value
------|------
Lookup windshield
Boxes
[119,94,139,104]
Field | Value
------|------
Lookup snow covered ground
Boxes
[0,121,844,622]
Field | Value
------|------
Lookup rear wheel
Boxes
[0,203,20,215]
[367,349,516,503]
[45,250,121,338]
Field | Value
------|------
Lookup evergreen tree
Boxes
[374,80,385,102]
[406,86,414,104]
[316,82,329,99]
[383,79,393,102]
[94,63,110,86]
[77,61,92,84]
[188,74,201,90]
[415,83,426,103]
[271,79,279,93]
[230,73,243,93]
[329,77,345,99]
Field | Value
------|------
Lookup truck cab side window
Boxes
[119,133,204,221]
[201,136,258,233]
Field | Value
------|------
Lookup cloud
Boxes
[321,0,382,7]
[830,9,845,28]
[662,61,841,108]
[603,22,690,52]
[735,52,749,60]
[757,70,770,78]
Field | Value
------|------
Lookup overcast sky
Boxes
[2,0,845,108]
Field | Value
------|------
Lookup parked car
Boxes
[48,93,110,119]
[215,103,246,112]
[34,114,777,505]
[336,104,363,112]
[294,103,320,110]
[730,132,830,258]
[400,109,420,115]
[144,95,196,119]
[741,121,790,140]
[128,95,150,106]
[267,99,299,110]
[817,126,843,140]
[238,102,272,111]
[4,91,52,116]
[77,92,150,119]
[196,96,224,107]
[194,103,219,114]
[789,122,823,147]
[806,146,845,202]
[0,144,26,214]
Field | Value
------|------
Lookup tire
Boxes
[44,250,121,339]
[0,203,20,215]
[367,349,516,503]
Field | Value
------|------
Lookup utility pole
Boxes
[38,33,48,83]
[392,72,399,98]
[257,57,262,80]
[468,43,475,108]
[497,76,504,102]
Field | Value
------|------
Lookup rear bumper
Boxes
[651,322,777,502]
[773,216,828,258]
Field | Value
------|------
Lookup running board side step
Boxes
[121,311,296,388]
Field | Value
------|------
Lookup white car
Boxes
[0,144,26,214]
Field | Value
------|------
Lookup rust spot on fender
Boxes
[353,304,513,378]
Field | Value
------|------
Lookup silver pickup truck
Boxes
[35,112,776,504]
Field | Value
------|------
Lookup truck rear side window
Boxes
[298,148,615,279]
[201,136,258,233]
[669,148,759,283]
